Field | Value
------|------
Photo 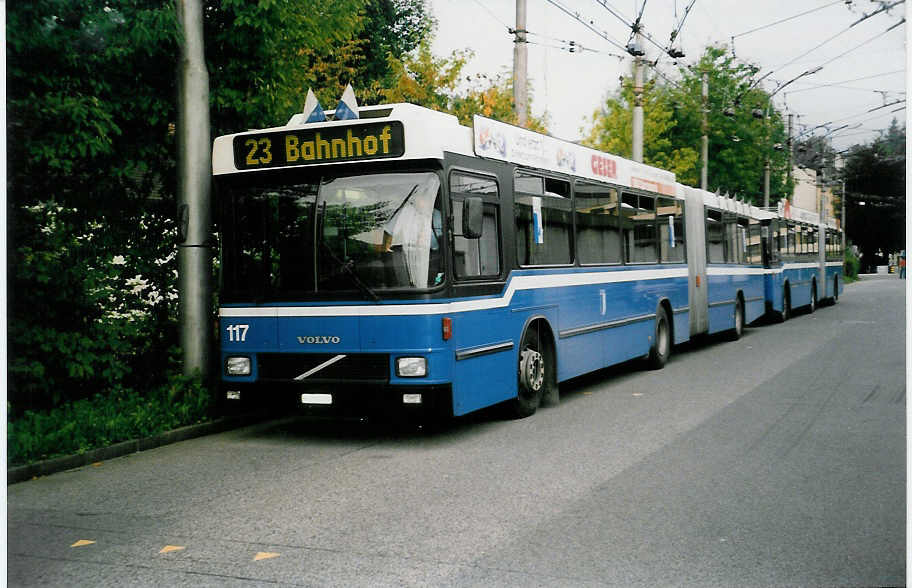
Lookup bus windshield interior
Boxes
[219,171,444,302]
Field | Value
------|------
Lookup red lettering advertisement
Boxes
[591,154,617,179]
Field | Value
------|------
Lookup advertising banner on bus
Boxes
[472,115,676,195]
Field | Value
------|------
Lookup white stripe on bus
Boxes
[219,267,689,318]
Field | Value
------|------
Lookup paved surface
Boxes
[8,278,906,586]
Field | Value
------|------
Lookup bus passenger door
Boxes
[447,164,513,415]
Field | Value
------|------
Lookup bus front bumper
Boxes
[219,381,453,421]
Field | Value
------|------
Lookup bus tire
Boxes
[809,281,817,313]
[727,296,745,341]
[833,275,839,303]
[509,323,551,418]
[776,285,791,322]
[647,306,671,370]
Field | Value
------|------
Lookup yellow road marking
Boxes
[159,545,185,554]
[71,540,96,547]
[254,552,280,561]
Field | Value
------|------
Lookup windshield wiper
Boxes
[319,240,380,302]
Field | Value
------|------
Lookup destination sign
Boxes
[232,121,405,170]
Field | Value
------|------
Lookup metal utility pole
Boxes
[513,0,528,127]
[841,179,846,250]
[763,106,771,208]
[786,113,794,190]
[701,70,708,189]
[631,29,644,162]
[176,0,212,379]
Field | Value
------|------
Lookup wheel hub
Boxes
[519,349,544,392]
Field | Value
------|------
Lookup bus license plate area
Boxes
[301,393,333,405]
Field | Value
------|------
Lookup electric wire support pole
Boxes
[787,113,793,191]
[631,29,644,163]
[701,70,708,190]
[513,0,528,127]
[176,0,212,380]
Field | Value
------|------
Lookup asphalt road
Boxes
[8,276,906,587]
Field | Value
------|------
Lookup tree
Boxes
[842,120,905,270]
[6,0,435,416]
[380,41,550,132]
[582,46,791,204]
[582,77,698,182]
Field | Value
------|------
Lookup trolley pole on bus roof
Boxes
[513,0,528,127]
[176,0,212,380]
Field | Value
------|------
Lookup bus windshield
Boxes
[220,171,444,302]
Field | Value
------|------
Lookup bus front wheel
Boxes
[509,324,552,418]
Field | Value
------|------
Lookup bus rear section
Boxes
[763,204,843,321]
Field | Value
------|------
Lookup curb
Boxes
[7,413,265,485]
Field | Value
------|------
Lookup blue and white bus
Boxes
[680,186,774,341]
[765,202,844,321]
[213,102,842,420]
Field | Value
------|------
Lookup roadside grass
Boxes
[7,374,211,467]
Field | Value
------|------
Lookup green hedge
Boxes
[8,373,211,467]
[844,244,860,283]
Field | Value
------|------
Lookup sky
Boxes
[428,0,907,151]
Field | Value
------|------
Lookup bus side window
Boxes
[450,171,501,278]
[747,220,762,264]
[574,180,621,264]
[705,209,724,263]
[621,192,657,264]
[515,171,572,266]
[657,196,685,263]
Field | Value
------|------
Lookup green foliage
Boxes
[843,121,905,267]
[582,77,698,181]
[8,203,179,415]
[844,242,860,282]
[582,46,791,204]
[381,41,550,132]
[8,373,210,467]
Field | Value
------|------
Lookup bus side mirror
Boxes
[463,197,484,239]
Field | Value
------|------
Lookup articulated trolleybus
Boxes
[214,102,842,420]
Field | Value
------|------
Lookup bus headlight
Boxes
[396,357,427,377]
[225,356,251,376]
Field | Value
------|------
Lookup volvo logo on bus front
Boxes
[297,336,341,344]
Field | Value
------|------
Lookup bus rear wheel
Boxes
[647,307,671,370]
[777,286,791,322]
[509,324,552,418]
[727,297,745,341]
[809,282,817,313]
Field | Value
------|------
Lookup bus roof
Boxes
[212,103,676,195]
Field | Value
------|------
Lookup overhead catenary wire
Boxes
[467,0,512,31]
[543,0,629,52]
[773,3,902,74]
[794,101,907,140]
[732,0,844,40]
[783,69,905,94]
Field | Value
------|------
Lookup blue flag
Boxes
[302,88,326,123]
[334,84,360,120]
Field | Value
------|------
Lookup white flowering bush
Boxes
[9,202,184,413]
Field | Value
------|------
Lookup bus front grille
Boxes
[257,353,390,383]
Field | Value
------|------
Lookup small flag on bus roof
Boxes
[302,88,326,123]
[334,84,360,120]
